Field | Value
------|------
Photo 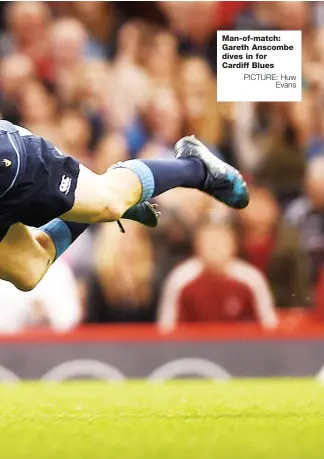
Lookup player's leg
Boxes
[0,199,160,292]
[0,197,160,293]
[62,159,206,224]
[0,219,96,291]
[61,136,249,226]
[61,165,142,223]
[0,223,55,291]
[40,136,249,270]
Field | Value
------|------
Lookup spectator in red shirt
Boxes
[236,186,310,308]
[158,221,278,331]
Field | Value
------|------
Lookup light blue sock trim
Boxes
[114,160,155,202]
[40,218,72,261]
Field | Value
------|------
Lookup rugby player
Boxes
[0,120,249,291]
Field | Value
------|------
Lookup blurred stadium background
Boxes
[0,0,324,381]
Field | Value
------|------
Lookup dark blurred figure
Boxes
[285,157,324,285]
[72,1,116,59]
[252,102,306,206]
[102,21,152,133]
[59,109,92,166]
[237,187,310,308]
[50,17,90,100]
[144,28,178,86]
[178,57,223,150]
[68,59,110,148]
[158,221,277,331]
[133,84,183,159]
[273,1,312,31]
[234,97,311,182]
[19,79,61,146]
[237,1,311,31]
[1,2,53,81]
[314,268,324,320]
[18,79,62,146]
[0,53,35,124]
[85,221,157,323]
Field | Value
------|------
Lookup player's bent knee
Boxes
[0,224,51,291]
[9,267,43,292]
[11,272,40,292]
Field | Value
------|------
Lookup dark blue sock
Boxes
[142,158,206,196]
[40,219,89,261]
[117,158,206,202]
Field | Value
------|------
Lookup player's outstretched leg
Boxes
[61,136,249,227]
[32,136,249,274]
[109,136,249,210]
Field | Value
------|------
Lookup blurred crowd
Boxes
[1,1,324,333]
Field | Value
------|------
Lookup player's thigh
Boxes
[0,223,51,289]
[60,164,137,224]
[59,165,112,223]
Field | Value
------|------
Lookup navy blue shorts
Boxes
[0,120,80,240]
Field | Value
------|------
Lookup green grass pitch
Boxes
[0,379,323,459]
